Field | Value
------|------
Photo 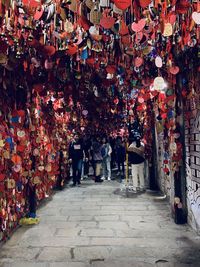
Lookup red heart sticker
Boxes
[114,0,131,10]
[0,173,5,182]
[106,65,116,74]
[43,46,56,57]
[23,0,40,8]
[169,66,179,75]
[169,13,177,25]
[138,0,151,8]
[119,20,129,35]
[134,57,143,67]
[100,17,116,29]
[34,7,44,20]
[131,19,146,33]
[66,45,78,56]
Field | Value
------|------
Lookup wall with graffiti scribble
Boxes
[185,109,200,232]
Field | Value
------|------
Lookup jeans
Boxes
[72,159,83,185]
[117,161,125,174]
[102,158,111,179]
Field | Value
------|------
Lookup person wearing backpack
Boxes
[101,137,112,181]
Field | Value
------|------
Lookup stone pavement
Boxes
[0,180,200,267]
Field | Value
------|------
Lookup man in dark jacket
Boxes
[69,133,85,186]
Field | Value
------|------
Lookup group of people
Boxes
[68,133,126,186]
[68,131,146,192]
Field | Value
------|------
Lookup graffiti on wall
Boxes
[185,113,200,231]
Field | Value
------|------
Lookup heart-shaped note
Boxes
[192,12,200,25]
[134,57,143,67]
[100,17,116,29]
[155,56,162,68]
[114,0,131,10]
[131,19,146,33]
[119,20,129,35]
[138,0,151,8]
[169,66,179,75]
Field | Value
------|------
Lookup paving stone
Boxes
[80,229,114,237]
[76,221,97,228]
[74,246,110,261]
[37,247,71,261]
[91,260,154,267]
[18,236,91,247]
[89,238,180,249]
[68,216,94,221]
[0,179,200,266]
[49,262,89,267]
[39,216,68,222]
[0,263,48,267]
[0,247,41,261]
[94,215,120,221]
[98,221,129,230]
[55,228,80,237]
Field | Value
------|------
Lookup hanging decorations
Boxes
[0,0,199,241]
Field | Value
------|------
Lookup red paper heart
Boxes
[119,20,129,35]
[33,84,44,93]
[100,17,116,29]
[138,0,151,8]
[77,17,90,31]
[43,46,56,56]
[23,0,40,8]
[169,13,177,25]
[114,0,131,10]
[131,19,146,33]
[0,173,5,182]
[106,65,116,74]
[66,45,78,56]
[134,57,143,67]
[34,8,44,20]
[169,66,179,75]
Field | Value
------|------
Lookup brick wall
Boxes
[185,110,200,232]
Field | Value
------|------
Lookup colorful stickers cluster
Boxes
[0,100,61,242]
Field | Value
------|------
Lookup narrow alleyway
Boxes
[0,180,200,267]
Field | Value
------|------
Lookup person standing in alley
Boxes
[91,136,104,183]
[68,133,85,187]
[101,136,112,181]
[127,137,145,192]
[115,136,126,178]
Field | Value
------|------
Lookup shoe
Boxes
[139,187,146,192]
[70,183,76,187]
[95,179,103,183]
[101,176,105,180]
[107,177,111,181]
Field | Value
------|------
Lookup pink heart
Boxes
[131,19,146,33]
[169,13,176,25]
[192,12,200,25]
[134,57,143,67]
[169,66,179,75]
[34,8,44,21]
